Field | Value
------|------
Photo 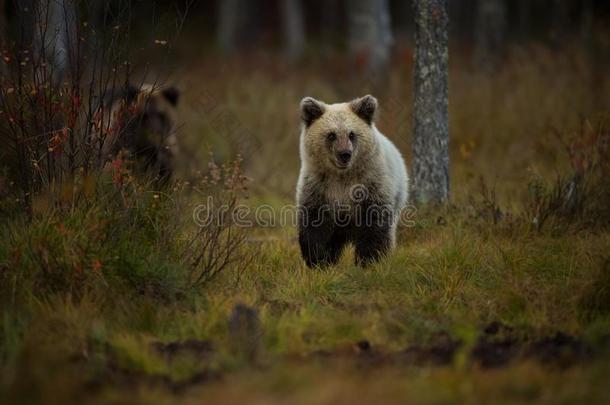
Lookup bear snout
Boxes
[336,151,352,166]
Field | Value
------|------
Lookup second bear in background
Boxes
[92,83,180,181]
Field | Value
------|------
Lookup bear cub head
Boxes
[118,83,180,152]
[300,95,378,174]
[94,83,180,180]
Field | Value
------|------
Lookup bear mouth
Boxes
[334,160,351,170]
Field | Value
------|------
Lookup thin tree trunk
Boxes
[348,0,393,77]
[0,0,5,76]
[35,0,78,87]
[0,0,6,41]
[474,0,507,71]
[10,0,36,51]
[516,0,532,42]
[282,0,305,62]
[581,0,594,41]
[217,0,241,53]
[550,0,570,46]
[412,0,449,205]
[318,0,341,56]
[581,0,600,109]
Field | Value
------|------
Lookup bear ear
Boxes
[350,95,378,125]
[162,86,180,107]
[124,83,141,104]
[300,97,325,127]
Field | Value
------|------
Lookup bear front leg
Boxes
[298,200,349,268]
[299,224,347,268]
[354,223,392,267]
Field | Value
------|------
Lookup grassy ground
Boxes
[1,42,610,403]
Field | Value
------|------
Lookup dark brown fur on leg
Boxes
[298,203,349,268]
[354,224,391,266]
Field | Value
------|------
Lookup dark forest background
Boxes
[4,0,610,66]
[2,3,610,403]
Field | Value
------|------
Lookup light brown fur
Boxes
[296,95,409,266]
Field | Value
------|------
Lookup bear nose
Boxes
[337,151,352,164]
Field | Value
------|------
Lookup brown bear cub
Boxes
[296,95,409,267]
[92,83,180,181]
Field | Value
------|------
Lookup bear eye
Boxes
[348,131,357,141]
[326,132,337,142]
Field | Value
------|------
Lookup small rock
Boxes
[228,303,262,363]
[356,340,371,353]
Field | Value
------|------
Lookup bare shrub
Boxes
[523,117,610,231]
[578,258,610,322]
[0,1,135,215]
[0,1,191,217]
[182,156,251,290]
[468,176,504,225]
[523,173,575,232]
[569,118,610,226]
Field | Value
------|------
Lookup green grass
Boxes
[1,194,609,403]
[1,41,610,403]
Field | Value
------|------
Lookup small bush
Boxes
[0,155,251,304]
[579,259,610,322]
[183,156,250,290]
[523,117,610,231]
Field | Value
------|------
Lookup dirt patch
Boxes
[304,333,462,368]
[148,339,220,393]
[151,339,214,361]
[302,323,597,370]
[471,321,520,368]
[471,338,519,368]
[523,332,592,368]
[471,323,592,369]
[86,326,601,396]
[84,339,219,395]
[94,366,219,394]
[397,332,462,366]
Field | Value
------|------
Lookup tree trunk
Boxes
[0,0,6,75]
[412,0,449,205]
[34,0,78,87]
[348,0,393,77]
[580,0,594,41]
[474,0,507,71]
[282,0,305,62]
[391,0,412,40]
[550,0,570,46]
[516,0,532,42]
[217,0,241,53]
[317,0,342,56]
[0,0,6,43]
